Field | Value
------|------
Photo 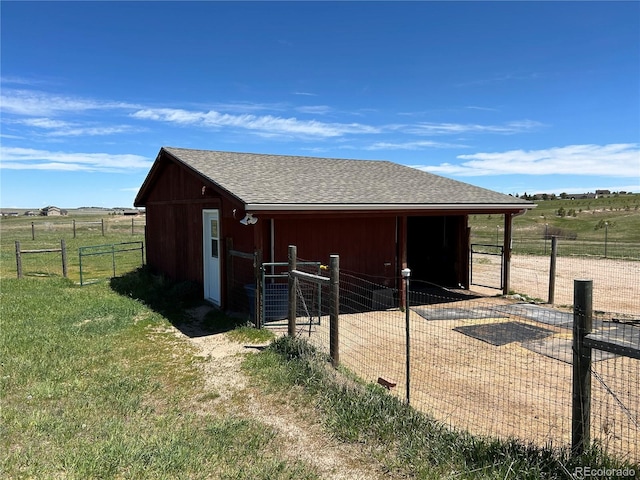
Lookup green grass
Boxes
[470,194,640,258]
[0,214,146,283]
[243,336,639,479]
[0,276,317,479]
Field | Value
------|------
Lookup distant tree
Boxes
[560,192,568,199]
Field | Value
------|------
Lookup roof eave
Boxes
[245,203,536,212]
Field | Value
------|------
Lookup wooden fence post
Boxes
[31,222,35,241]
[101,219,105,236]
[73,219,76,238]
[254,249,263,329]
[15,241,23,278]
[548,236,558,304]
[61,239,68,278]
[131,218,134,235]
[287,245,297,337]
[572,279,593,457]
[329,254,340,367]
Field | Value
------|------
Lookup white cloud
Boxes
[296,105,332,115]
[131,107,380,138]
[404,119,544,136]
[0,89,138,116]
[416,144,640,177]
[0,147,153,172]
[367,140,469,150]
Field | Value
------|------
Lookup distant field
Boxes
[470,194,640,257]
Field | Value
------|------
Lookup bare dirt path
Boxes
[172,306,391,480]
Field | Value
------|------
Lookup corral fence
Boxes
[277,245,639,465]
[471,235,640,316]
[78,241,145,286]
[14,240,68,278]
[470,243,503,290]
[10,217,146,240]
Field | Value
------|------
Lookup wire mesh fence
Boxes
[470,236,640,317]
[284,262,639,464]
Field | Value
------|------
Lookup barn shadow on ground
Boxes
[109,266,248,338]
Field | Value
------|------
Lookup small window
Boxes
[211,239,219,258]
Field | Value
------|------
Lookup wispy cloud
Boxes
[295,105,332,115]
[415,144,640,177]
[367,140,469,150]
[0,147,153,172]
[404,120,545,136]
[0,89,138,116]
[131,107,380,138]
[13,117,141,137]
[293,91,317,96]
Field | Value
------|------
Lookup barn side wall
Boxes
[272,216,398,286]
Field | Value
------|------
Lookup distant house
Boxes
[135,147,535,308]
[24,210,39,216]
[595,190,611,198]
[1,211,19,217]
[41,206,66,216]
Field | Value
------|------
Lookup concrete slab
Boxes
[522,337,618,364]
[453,321,554,346]
[493,303,573,327]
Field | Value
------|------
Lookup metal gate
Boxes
[261,261,322,327]
[470,243,504,290]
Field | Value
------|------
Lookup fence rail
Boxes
[15,240,68,278]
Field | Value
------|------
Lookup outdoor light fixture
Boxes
[240,213,258,225]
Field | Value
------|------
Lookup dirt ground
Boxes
[173,306,392,480]
[293,297,639,464]
[471,254,640,316]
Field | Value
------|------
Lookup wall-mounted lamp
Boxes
[240,213,258,225]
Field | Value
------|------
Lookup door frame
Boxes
[202,209,221,306]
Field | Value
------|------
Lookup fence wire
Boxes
[470,236,640,318]
[287,269,639,464]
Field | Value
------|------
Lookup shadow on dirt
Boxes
[110,266,250,338]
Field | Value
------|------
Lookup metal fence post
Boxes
[572,279,593,457]
[288,245,297,337]
[330,254,340,367]
[31,222,35,241]
[402,267,411,404]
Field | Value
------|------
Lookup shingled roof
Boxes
[136,147,534,212]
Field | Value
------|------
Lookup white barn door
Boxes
[202,209,221,306]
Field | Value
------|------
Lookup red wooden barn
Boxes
[134,147,534,308]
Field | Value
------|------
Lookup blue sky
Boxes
[1,1,639,208]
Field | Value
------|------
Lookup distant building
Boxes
[569,193,597,200]
[595,190,611,198]
[41,206,66,216]
[1,211,19,217]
